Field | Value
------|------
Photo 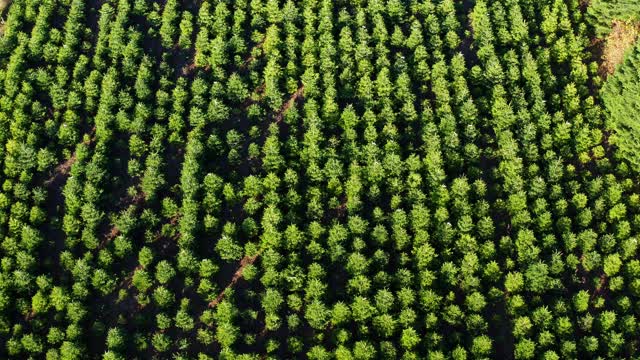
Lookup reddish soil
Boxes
[208,252,261,308]
[593,274,610,299]
[274,85,304,123]
[44,154,77,187]
[98,226,121,250]
[241,40,265,69]
[181,62,198,76]
[96,191,146,251]
[44,129,96,187]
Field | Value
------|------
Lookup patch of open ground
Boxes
[0,0,12,35]
[600,20,640,76]
[208,252,262,308]
[0,0,10,12]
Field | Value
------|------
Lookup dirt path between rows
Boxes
[208,252,262,308]
[44,129,96,187]
[274,85,304,123]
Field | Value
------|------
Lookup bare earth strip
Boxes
[0,0,12,35]
[274,85,304,123]
[600,20,640,76]
[208,252,262,308]
[0,0,11,13]
[44,129,96,187]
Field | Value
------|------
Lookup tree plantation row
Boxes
[0,0,640,359]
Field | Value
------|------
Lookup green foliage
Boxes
[602,42,640,170]
[0,0,639,359]
[587,0,640,36]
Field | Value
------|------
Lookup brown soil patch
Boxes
[44,129,96,187]
[241,40,265,69]
[44,154,77,187]
[181,62,198,76]
[274,85,304,123]
[0,0,11,13]
[579,0,590,11]
[600,20,640,77]
[0,0,11,35]
[208,252,261,308]
[96,192,146,251]
[98,226,121,250]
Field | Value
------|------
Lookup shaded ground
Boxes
[44,154,78,188]
[45,129,96,188]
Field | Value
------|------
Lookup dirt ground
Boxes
[0,0,11,35]
[0,0,10,12]
[600,20,640,76]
